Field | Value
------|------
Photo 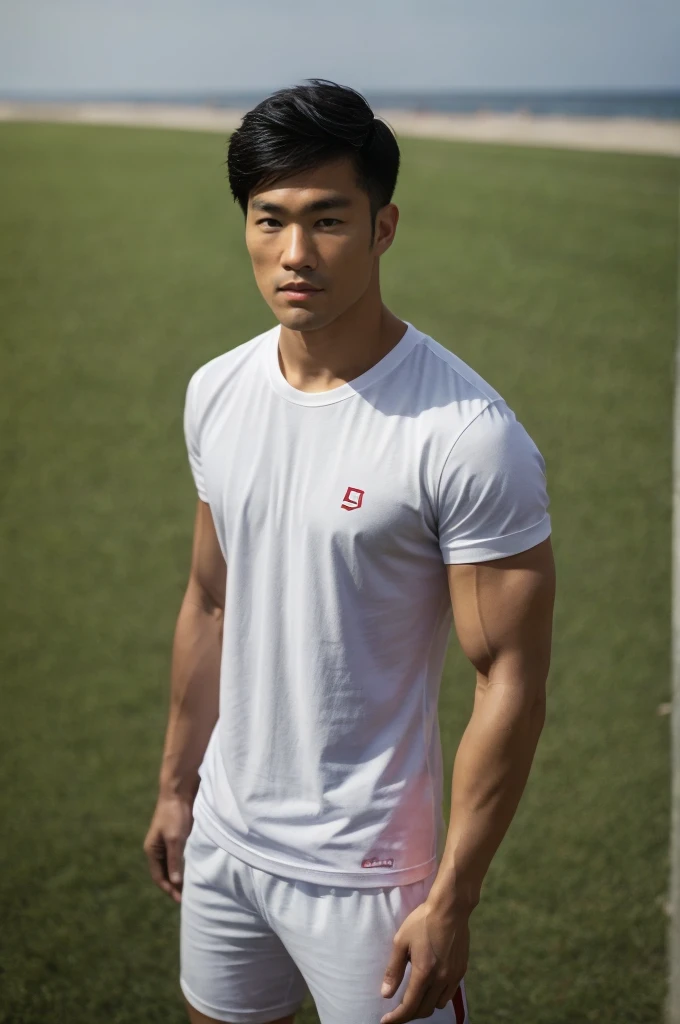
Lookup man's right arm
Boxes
[143,499,226,903]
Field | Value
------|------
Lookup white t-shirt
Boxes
[184,320,551,887]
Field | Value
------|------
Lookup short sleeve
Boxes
[183,369,209,502]
[437,400,551,563]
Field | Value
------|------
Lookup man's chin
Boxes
[276,307,331,331]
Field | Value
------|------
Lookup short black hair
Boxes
[226,79,400,235]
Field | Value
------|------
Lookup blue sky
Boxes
[1,0,679,95]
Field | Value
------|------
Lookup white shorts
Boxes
[180,818,469,1024]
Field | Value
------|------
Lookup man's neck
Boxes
[277,298,408,394]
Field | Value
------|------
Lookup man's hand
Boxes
[379,900,469,1023]
[143,794,194,904]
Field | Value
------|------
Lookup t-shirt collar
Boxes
[265,320,421,407]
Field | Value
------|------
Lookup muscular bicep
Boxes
[447,537,556,690]
[186,499,226,614]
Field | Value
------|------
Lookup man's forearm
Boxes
[158,589,222,802]
[427,670,546,918]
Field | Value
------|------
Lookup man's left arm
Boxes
[380,536,556,1023]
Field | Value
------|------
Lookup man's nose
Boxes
[282,225,316,270]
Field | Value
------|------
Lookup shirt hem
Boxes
[440,514,551,564]
[193,790,438,888]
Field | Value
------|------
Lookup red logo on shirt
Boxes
[341,486,364,511]
[361,856,394,869]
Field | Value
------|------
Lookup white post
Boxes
[669,212,680,1024]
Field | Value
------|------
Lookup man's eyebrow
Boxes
[250,195,352,215]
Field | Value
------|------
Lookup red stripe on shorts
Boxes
[453,984,466,1024]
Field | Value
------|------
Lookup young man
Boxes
[144,79,555,1024]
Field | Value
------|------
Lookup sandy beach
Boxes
[0,100,678,157]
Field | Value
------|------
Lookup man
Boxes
[144,78,555,1024]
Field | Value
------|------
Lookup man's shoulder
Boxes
[413,330,504,407]
[187,324,276,406]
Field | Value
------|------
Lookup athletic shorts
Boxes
[180,817,470,1024]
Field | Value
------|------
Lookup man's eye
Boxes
[255,217,341,229]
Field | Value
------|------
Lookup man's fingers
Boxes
[380,964,431,1024]
[166,836,186,886]
[436,987,452,1010]
[157,877,176,898]
[435,980,464,1011]
[418,980,450,1019]
[380,939,410,999]
[144,838,167,883]
[144,801,194,904]
[147,854,175,898]
[144,833,181,900]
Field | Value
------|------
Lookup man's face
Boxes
[245,157,398,331]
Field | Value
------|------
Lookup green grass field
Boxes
[0,122,676,1023]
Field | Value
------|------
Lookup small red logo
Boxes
[361,856,394,869]
[341,486,364,511]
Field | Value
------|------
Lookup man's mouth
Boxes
[279,283,323,292]
[278,283,324,300]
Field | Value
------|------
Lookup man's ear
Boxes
[374,203,399,255]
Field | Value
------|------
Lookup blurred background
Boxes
[0,2,678,1022]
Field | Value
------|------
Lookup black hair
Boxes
[226,79,400,237]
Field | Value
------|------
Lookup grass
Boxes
[0,121,676,1023]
